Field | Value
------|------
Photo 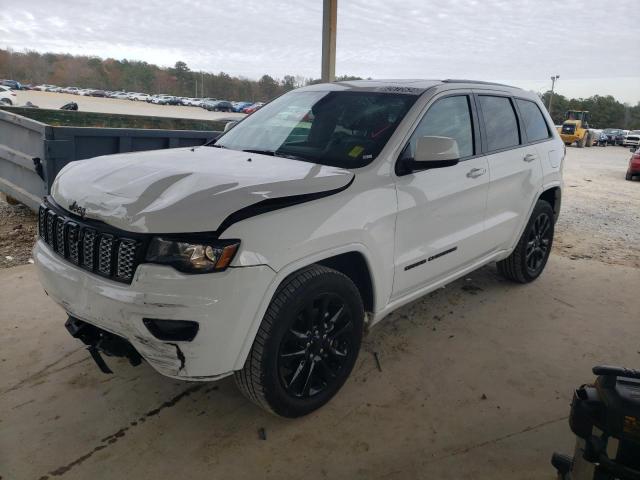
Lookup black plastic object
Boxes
[59,102,78,111]
[552,365,640,479]
[143,318,199,342]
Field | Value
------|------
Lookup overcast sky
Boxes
[2,0,639,102]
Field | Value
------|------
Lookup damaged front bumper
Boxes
[33,240,275,380]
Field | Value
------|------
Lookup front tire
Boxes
[497,200,555,283]
[235,265,364,417]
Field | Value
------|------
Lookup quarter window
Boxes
[405,95,474,159]
[516,99,550,142]
[478,96,520,151]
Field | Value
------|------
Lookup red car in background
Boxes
[242,102,264,114]
[627,147,640,181]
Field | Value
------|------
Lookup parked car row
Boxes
[6,80,265,114]
[579,128,640,147]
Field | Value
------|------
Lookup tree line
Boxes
[1,48,638,128]
[540,91,639,130]
[0,49,361,102]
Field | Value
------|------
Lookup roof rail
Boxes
[442,79,520,89]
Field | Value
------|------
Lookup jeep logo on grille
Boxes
[68,201,86,218]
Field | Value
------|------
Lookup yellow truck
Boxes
[557,110,594,148]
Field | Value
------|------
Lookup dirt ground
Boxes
[0,196,37,268]
[10,90,246,121]
[554,145,640,268]
[0,146,638,480]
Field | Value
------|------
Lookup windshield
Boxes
[214,90,418,168]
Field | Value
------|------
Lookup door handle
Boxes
[466,167,486,179]
[523,153,537,162]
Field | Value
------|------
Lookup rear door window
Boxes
[478,96,520,151]
[516,99,550,142]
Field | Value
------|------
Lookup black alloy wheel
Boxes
[277,292,354,399]
[497,200,555,283]
[235,265,364,417]
[525,212,552,275]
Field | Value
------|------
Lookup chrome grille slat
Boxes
[116,240,137,280]
[38,206,46,239]
[67,222,80,264]
[38,205,141,284]
[55,217,65,255]
[46,211,56,247]
[98,235,114,275]
[82,228,97,270]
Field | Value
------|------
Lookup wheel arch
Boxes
[539,186,561,223]
[316,251,375,314]
[232,244,378,371]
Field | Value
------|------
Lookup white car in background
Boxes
[77,89,93,96]
[129,93,150,101]
[0,85,17,105]
[111,91,129,100]
[150,94,174,104]
[623,130,640,148]
[180,97,201,106]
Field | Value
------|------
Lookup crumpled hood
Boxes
[51,146,353,233]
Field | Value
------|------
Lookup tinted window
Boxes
[516,99,550,142]
[406,95,474,158]
[479,96,520,151]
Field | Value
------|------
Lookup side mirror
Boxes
[224,120,238,132]
[398,136,460,175]
[414,136,460,163]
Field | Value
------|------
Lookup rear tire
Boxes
[497,200,555,283]
[627,172,634,181]
[235,265,364,417]
[1,98,12,105]
[577,135,587,148]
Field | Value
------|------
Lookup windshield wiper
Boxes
[242,149,305,162]
[242,149,276,156]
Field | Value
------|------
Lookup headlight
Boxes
[145,237,240,273]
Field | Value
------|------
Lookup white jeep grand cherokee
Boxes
[34,79,563,417]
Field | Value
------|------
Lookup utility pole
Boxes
[548,75,560,117]
[321,0,337,83]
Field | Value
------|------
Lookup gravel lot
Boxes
[9,90,246,121]
[554,145,639,268]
